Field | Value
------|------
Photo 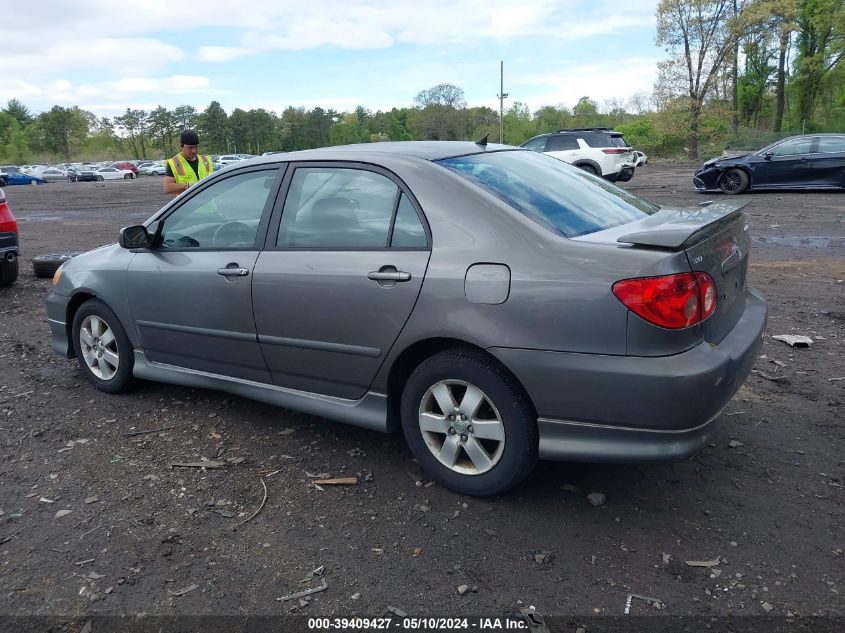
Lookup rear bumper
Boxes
[490,287,767,461]
[608,166,635,182]
[0,232,19,258]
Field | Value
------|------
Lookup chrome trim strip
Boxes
[258,334,381,358]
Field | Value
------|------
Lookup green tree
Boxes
[411,83,467,140]
[114,108,149,158]
[147,106,176,157]
[3,99,32,127]
[656,0,745,158]
[228,108,250,153]
[172,105,198,132]
[33,106,89,159]
[792,0,844,129]
[197,101,229,153]
[247,109,276,153]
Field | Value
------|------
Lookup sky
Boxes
[0,0,664,119]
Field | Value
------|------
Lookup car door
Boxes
[126,166,283,382]
[809,136,845,186]
[545,134,580,164]
[252,163,431,400]
[752,137,814,187]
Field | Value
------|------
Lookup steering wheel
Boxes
[212,221,255,248]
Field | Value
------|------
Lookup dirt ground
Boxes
[0,164,842,622]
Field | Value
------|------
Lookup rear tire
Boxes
[400,348,538,496]
[0,258,18,286]
[719,168,749,194]
[71,299,135,393]
[32,252,82,278]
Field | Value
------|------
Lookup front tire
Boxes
[400,349,538,496]
[71,299,134,393]
[577,164,598,176]
[719,168,749,194]
[97,176,104,182]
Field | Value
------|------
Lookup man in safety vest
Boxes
[163,129,213,195]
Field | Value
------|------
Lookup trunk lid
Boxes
[615,200,752,344]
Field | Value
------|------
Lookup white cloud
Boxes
[515,57,661,109]
[197,46,253,63]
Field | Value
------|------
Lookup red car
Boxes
[0,187,19,286]
[113,162,139,175]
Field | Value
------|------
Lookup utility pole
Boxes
[498,61,508,144]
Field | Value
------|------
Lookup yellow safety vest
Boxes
[167,153,213,184]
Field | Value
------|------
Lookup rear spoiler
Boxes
[617,200,752,249]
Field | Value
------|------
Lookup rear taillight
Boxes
[0,203,17,234]
[612,272,718,329]
[602,148,626,154]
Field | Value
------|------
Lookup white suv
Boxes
[520,128,635,182]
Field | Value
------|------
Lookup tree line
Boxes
[0,0,841,164]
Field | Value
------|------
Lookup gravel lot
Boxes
[0,165,843,621]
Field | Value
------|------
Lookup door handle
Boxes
[217,266,249,277]
[368,270,411,282]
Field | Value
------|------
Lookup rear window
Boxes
[436,150,658,238]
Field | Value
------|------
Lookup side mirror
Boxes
[119,225,151,249]
[764,152,774,160]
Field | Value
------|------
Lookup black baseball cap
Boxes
[180,129,200,146]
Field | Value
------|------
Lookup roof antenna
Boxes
[475,133,489,147]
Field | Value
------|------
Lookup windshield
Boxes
[436,150,658,238]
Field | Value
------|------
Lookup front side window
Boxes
[159,169,277,249]
[277,167,408,248]
[769,138,813,157]
[437,150,658,238]
[521,137,547,152]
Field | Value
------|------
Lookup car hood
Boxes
[701,154,749,169]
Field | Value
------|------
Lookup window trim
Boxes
[149,164,286,253]
[814,136,845,155]
[264,161,431,252]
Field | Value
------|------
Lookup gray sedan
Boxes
[46,142,767,496]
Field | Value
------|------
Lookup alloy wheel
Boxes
[79,315,119,380]
[417,380,506,475]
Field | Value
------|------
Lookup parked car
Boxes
[47,142,767,496]
[0,187,19,286]
[0,165,20,185]
[113,162,139,175]
[95,167,135,180]
[0,174,6,187]
[632,150,648,167]
[694,134,845,194]
[39,167,68,182]
[3,172,46,185]
[68,166,99,183]
[215,155,245,169]
[141,162,166,176]
[520,128,635,182]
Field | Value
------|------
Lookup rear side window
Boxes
[817,137,845,154]
[547,135,579,151]
[437,151,658,238]
[610,135,628,148]
[580,132,612,147]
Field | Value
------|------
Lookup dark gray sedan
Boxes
[46,142,767,496]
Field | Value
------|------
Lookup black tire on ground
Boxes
[400,348,538,497]
[124,173,132,179]
[30,179,37,185]
[719,168,749,194]
[71,298,135,394]
[577,164,598,176]
[97,176,104,182]
[32,252,83,278]
[0,258,18,287]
